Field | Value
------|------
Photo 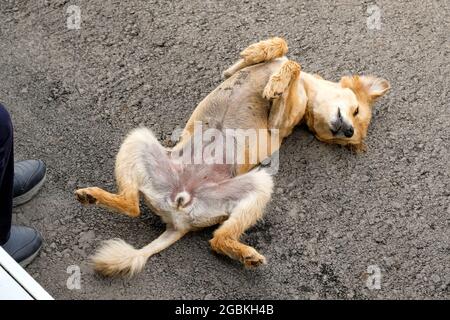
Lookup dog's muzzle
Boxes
[330,108,354,138]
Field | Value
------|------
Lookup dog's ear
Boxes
[340,75,390,103]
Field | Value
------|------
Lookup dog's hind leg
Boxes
[75,186,140,217]
[91,226,188,277]
[223,37,288,78]
[209,170,273,267]
[75,128,166,218]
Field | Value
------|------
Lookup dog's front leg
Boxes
[223,37,288,78]
[264,60,304,138]
[92,227,189,277]
[222,59,249,79]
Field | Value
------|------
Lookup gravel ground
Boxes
[0,0,449,299]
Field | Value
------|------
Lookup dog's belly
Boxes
[140,160,235,230]
[187,59,287,132]
[192,90,270,133]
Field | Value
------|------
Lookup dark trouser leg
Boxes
[0,103,14,245]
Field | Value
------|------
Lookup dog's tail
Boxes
[91,239,150,277]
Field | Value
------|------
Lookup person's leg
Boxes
[0,103,14,245]
[0,103,45,267]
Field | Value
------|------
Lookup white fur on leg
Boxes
[91,239,147,277]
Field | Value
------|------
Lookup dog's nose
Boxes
[343,126,354,138]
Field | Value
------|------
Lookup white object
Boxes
[0,247,53,300]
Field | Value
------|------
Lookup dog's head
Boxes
[305,75,390,151]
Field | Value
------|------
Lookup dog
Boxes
[75,37,389,276]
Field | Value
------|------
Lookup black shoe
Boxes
[1,225,42,267]
[13,160,46,207]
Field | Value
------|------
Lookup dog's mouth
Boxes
[329,122,354,138]
[330,126,340,136]
[329,108,354,138]
[330,122,344,137]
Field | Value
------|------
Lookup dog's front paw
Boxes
[243,249,267,268]
[75,188,99,205]
[263,75,286,100]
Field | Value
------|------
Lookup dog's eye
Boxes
[353,107,359,116]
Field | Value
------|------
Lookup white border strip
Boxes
[0,247,53,300]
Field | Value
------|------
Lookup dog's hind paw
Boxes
[243,250,267,268]
[75,188,98,205]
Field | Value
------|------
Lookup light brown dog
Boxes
[75,37,389,276]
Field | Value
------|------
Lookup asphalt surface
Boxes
[0,0,449,299]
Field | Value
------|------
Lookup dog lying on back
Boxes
[75,38,389,277]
